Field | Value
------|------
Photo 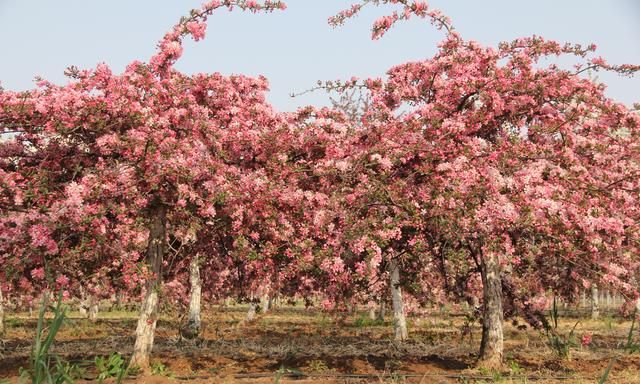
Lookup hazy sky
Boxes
[0,1,638,111]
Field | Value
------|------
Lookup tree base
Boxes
[476,354,503,371]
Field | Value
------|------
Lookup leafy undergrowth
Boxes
[1,306,640,383]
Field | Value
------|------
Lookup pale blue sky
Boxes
[0,1,638,111]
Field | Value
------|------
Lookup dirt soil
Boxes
[1,306,640,383]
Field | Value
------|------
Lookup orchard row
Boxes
[1,0,639,372]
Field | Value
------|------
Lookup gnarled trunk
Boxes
[389,259,408,341]
[130,204,166,371]
[591,284,599,320]
[478,252,504,369]
[183,254,202,339]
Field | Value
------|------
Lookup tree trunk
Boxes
[260,294,270,313]
[88,295,99,322]
[478,252,504,369]
[0,288,5,338]
[78,286,88,317]
[246,303,257,322]
[591,284,599,320]
[183,255,202,339]
[130,204,166,371]
[377,300,386,322]
[369,307,376,320]
[389,259,408,341]
[114,291,122,312]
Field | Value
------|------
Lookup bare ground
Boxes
[1,306,639,383]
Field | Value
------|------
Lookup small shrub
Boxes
[507,358,524,376]
[478,366,504,382]
[307,359,328,373]
[95,353,129,383]
[151,361,173,377]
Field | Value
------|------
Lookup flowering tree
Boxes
[328,0,640,367]
[1,0,287,370]
[1,0,638,373]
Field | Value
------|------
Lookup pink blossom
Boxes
[204,0,221,9]
[19,277,32,290]
[321,298,335,310]
[56,275,70,287]
[163,41,183,57]
[186,21,207,41]
[31,268,45,280]
[65,182,85,207]
[379,157,393,170]
[355,261,367,276]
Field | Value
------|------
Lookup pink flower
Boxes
[413,1,428,13]
[581,333,592,347]
[335,160,349,172]
[163,41,183,57]
[205,0,221,9]
[56,275,70,287]
[540,104,556,116]
[65,181,85,207]
[186,21,207,41]
[379,157,393,170]
[355,261,367,276]
[321,298,334,310]
[19,277,32,290]
[31,268,46,280]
